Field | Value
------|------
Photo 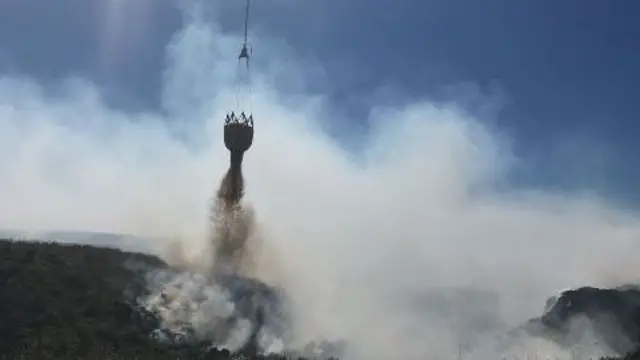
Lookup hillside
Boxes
[0,238,294,359]
[0,237,639,360]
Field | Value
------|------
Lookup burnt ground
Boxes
[0,237,639,359]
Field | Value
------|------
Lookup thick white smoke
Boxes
[1,4,640,360]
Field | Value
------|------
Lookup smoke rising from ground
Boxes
[2,4,640,359]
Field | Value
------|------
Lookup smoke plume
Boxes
[136,164,288,355]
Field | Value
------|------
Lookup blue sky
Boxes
[1,0,639,204]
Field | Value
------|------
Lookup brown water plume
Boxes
[217,166,244,206]
[209,167,255,277]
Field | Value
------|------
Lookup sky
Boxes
[1,0,640,203]
[2,1,640,358]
